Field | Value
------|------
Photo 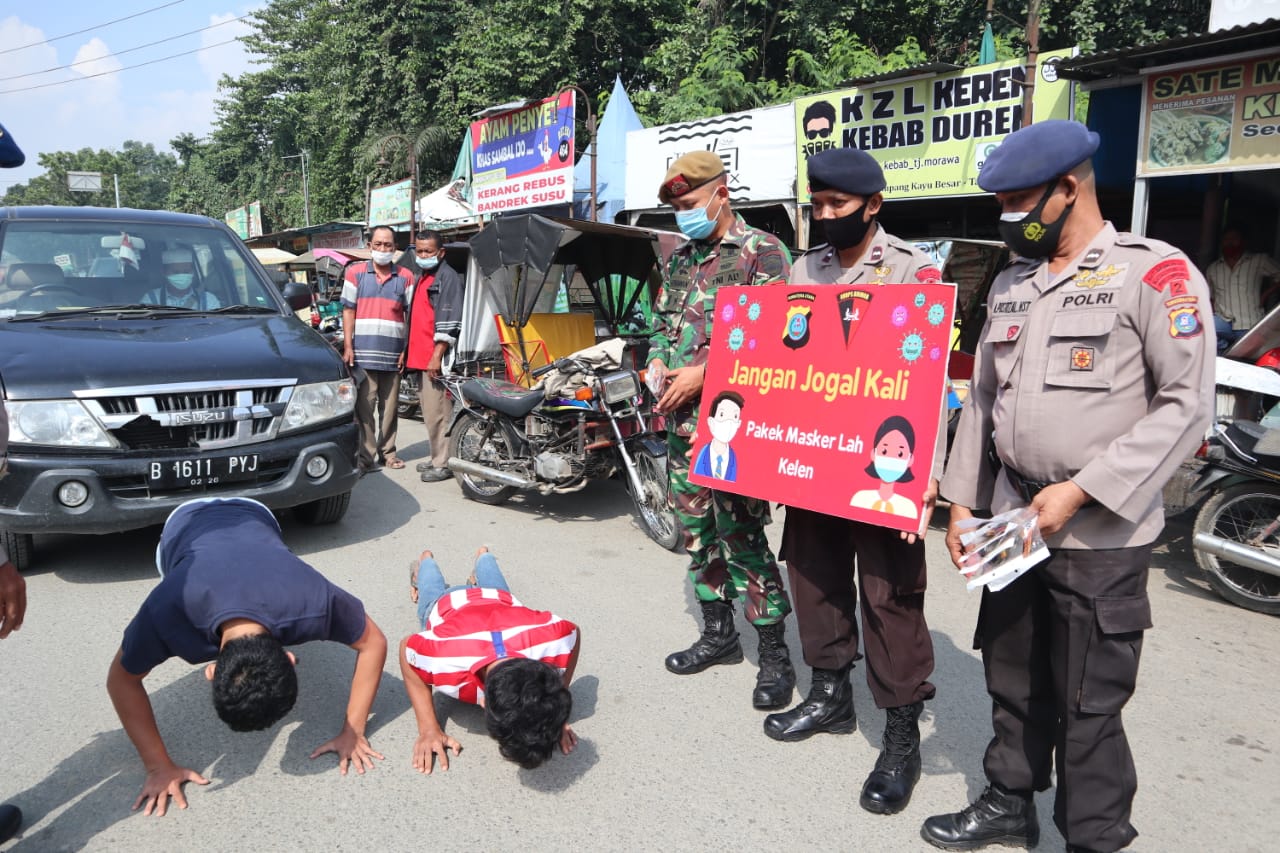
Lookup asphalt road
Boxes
[1,417,1276,852]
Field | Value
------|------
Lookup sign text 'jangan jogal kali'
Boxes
[689,283,956,536]
[470,91,575,215]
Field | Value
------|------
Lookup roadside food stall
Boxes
[1058,19,1280,420]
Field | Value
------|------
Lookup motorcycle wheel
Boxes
[1193,482,1280,615]
[398,372,420,419]
[628,448,682,552]
[449,412,518,505]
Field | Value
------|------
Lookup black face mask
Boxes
[997,180,1073,260]
[821,205,874,251]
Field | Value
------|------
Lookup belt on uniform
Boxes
[1002,464,1053,503]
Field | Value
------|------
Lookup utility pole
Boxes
[557,84,597,221]
[113,173,120,208]
[283,151,311,226]
[1024,0,1042,124]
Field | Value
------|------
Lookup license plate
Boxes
[146,454,261,489]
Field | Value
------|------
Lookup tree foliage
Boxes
[4,0,1212,222]
[2,141,177,209]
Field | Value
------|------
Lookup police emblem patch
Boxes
[1070,346,1094,370]
[869,245,884,263]
[915,266,943,283]
[1006,324,1020,340]
[665,175,691,197]
[1169,304,1202,339]
[1143,258,1191,293]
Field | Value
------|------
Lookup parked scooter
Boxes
[1190,419,1280,614]
[445,339,680,550]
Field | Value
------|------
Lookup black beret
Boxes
[807,147,885,196]
[0,122,24,169]
[978,120,1100,193]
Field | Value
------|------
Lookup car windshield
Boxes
[0,218,282,319]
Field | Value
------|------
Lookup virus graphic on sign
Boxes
[900,331,925,363]
[927,303,946,326]
[930,345,943,361]
[727,326,746,352]
[914,292,926,308]
[738,293,748,306]
[721,303,736,323]
[891,305,909,327]
[748,302,762,322]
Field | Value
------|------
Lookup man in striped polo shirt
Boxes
[400,546,580,771]
[342,225,412,471]
[1206,225,1280,339]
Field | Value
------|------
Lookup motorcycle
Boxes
[444,339,681,551]
[1190,419,1280,614]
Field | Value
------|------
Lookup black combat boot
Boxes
[761,666,856,741]
[751,622,796,710]
[921,783,1040,850]
[664,599,743,674]
[860,701,923,814]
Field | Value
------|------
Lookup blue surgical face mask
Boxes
[415,255,440,270]
[873,455,911,483]
[675,195,723,240]
[166,273,194,290]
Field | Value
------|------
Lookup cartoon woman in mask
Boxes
[850,415,918,519]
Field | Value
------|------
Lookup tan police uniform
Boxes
[779,225,944,709]
[941,222,1215,850]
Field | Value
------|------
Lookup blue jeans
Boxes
[416,551,510,629]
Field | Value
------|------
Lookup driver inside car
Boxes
[142,248,220,309]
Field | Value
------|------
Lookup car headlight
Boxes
[280,380,356,433]
[7,400,116,447]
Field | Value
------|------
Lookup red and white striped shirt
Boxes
[403,587,578,706]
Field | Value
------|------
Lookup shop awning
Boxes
[251,247,298,266]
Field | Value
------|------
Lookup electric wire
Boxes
[0,36,244,95]
[0,1,187,56]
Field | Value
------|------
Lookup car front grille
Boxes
[77,379,294,451]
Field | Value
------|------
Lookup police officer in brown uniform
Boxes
[763,148,943,817]
[922,121,1215,852]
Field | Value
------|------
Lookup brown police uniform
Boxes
[781,225,944,709]
[941,223,1215,850]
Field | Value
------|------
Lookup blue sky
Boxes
[0,0,262,192]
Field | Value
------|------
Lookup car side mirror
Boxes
[282,281,313,311]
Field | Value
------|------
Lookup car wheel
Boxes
[293,491,352,525]
[2,530,33,573]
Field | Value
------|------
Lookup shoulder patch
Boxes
[869,245,884,264]
[1143,258,1190,293]
[915,266,943,283]
[758,249,786,278]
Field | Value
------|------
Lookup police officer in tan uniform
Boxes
[764,147,944,817]
[922,121,1215,852]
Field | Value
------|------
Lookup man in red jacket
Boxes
[405,231,464,482]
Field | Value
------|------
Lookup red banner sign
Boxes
[688,283,956,535]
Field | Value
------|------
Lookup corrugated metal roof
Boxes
[1058,18,1280,80]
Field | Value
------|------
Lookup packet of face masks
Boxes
[955,507,1049,592]
[645,362,666,398]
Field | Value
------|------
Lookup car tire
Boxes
[2,530,33,573]
[293,491,352,525]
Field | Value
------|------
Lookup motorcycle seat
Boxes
[461,377,545,418]
[1224,419,1280,465]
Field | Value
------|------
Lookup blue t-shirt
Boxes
[120,501,367,674]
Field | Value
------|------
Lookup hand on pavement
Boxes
[559,724,578,755]
[133,763,210,816]
[411,730,461,774]
[310,726,385,776]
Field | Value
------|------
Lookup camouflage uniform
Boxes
[649,215,792,626]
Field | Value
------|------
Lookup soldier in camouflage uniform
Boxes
[646,151,796,711]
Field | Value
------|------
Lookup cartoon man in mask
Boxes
[694,391,745,482]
